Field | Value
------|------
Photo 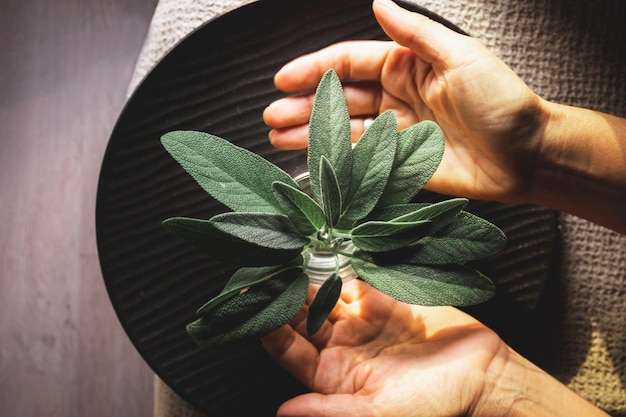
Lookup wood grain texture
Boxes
[0,0,157,416]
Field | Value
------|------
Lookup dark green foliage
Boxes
[162,69,506,348]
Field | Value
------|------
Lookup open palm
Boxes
[261,280,507,417]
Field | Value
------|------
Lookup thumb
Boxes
[372,0,469,65]
[277,392,372,417]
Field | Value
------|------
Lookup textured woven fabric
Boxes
[128,0,256,95]
[130,1,626,415]
[153,376,205,417]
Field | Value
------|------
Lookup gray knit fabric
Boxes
[129,1,626,415]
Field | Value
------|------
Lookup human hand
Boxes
[262,279,611,417]
[261,279,508,417]
[264,0,548,205]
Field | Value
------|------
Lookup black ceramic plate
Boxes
[96,0,558,415]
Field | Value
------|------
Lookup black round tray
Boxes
[96,1,558,415]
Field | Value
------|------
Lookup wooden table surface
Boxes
[0,0,158,415]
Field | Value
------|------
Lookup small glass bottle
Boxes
[293,172,358,285]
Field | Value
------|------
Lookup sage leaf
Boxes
[162,217,302,266]
[363,198,467,233]
[196,258,303,315]
[401,211,507,265]
[272,181,325,235]
[351,257,495,306]
[339,111,398,228]
[352,219,432,252]
[366,203,430,221]
[352,219,432,237]
[209,212,309,250]
[352,198,468,253]
[389,198,468,233]
[307,273,342,336]
[319,156,342,227]
[187,269,309,347]
[376,121,444,208]
[161,131,297,214]
[308,70,352,202]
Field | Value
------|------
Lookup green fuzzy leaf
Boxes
[210,212,309,250]
[339,111,398,228]
[187,269,309,347]
[272,181,325,235]
[162,217,302,266]
[308,70,352,203]
[388,199,468,233]
[196,258,304,315]
[351,257,495,306]
[376,121,444,208]
[401,211,507,265]
[307,273,342,336]
[352,219,432,238]
[161,131,297,214]
[351,219,432,252]
[365,198,466,229]
[319,157,342,227]
[351,198,467,253]
[366,203,430,221]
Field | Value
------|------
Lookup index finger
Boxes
[274,40,394,92]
